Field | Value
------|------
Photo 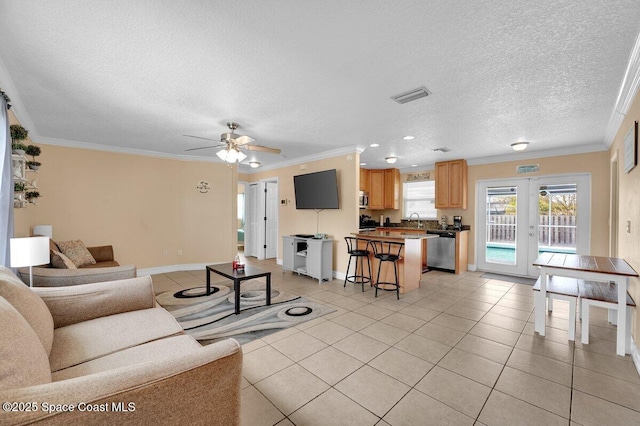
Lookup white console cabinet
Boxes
[282,236,333,283]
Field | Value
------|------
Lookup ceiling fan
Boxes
[184,122,281,164]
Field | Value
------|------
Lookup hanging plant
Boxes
[10,124,28,141]
[25,191,40,200]
[14,182,25,192]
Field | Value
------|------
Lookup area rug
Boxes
[156,279,335,345]
[480,272,536,285]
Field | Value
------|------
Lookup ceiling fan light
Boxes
[236,150,247,162]
[511,141,529,151]
[249,161,261,168]
[385,156,397,164]
[216,149,228,161]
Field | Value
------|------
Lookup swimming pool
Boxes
[485,245,575,264]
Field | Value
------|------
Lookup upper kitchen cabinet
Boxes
[365,168,399,210]
[435,159,468,209]
[359,168,370,192]
[384,168,400,209]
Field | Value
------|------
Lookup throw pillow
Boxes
[55,240,96,268]
[50,250,77,269]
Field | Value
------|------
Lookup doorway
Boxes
[476,174,591,277]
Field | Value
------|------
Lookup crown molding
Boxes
[604,31,640,146]
[239,145,366,173]
[398,143,608,173]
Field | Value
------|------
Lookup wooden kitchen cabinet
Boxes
[368,169,385,209]
[435,159,468,209]
[366,168,399,210]
[359,168,370,192]
[384,168,400,209]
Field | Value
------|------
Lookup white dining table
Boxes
[532,253,638,356]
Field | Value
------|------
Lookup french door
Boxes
[477,174,590,277]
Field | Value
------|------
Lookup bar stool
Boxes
[344,237,372,292]
[370,240,404,300]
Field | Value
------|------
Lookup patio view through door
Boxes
[477,174,590,277]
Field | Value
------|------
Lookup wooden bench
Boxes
[532,276,580,340]
[578,280,635,351]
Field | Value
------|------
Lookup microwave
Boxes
[359,191,369,209]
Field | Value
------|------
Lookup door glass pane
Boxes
[485,186,517,264]
[537,184,577,255]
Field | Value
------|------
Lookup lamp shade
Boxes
[33,225,53,238]
[10,237,50,267]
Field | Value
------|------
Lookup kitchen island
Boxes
[351,231,438,294]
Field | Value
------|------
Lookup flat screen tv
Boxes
[293,169,340,209]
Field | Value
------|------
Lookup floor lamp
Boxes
[10,236,50,287]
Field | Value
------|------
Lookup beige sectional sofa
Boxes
[17,244,137,287]
[0,266,242,425]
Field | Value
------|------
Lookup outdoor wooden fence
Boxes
[487,215,576,247]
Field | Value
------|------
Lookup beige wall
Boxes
[14,144,237,270]
[242,153,360,274]
[609,88,640,343]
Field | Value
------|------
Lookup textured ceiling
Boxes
[1,0,639,172]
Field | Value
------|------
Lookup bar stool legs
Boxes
[370,240,404,300]
[344,237,372,292]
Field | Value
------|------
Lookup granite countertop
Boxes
[376,226,470,232]
[353,230,439,240]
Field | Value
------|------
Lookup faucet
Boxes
[409,212,421,228]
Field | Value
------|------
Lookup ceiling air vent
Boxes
[391,86,431,104]
[433,147,451,152]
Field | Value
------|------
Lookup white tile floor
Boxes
[153,258,640,426]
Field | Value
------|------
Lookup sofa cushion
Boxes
[56,239,96,267]
[82,260,120,268]
[50,249,77,269]
[52,334,201,381]
[0,266,54,355]
[49,307,183,372]
[0,296,52,389]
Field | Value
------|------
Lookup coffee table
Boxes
[206,263,271,314]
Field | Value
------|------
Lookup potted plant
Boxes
[25,145,41,157]
[10,124,29,155]
[11,142,27,156]
[25,191,40,203]
[27,161,41,171]
[14,182,25,192]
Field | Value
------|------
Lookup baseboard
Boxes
[137,262,224,276]
[632,336,640,378]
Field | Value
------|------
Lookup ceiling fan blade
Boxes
[185,145,220,152]
[183,134,221,142]
[233,135,255,145]
[245,144,281,154]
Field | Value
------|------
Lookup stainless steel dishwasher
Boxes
[427,231,456,272]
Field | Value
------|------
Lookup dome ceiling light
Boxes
[511,141,530,151]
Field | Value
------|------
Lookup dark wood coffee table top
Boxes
[207,263,270,279]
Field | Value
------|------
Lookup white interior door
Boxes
[265,181,278,259]
[477,174,590,277]
[245,183,260,258]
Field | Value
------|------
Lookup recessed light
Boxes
[403,136,415,140]
[248,161,261,168]
[411,164,418,167]
[511,141,529,151]
[370,143,379,148]
[360,162,367,166]
[385,157,397,164]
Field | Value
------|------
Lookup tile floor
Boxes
[151,259,640,426]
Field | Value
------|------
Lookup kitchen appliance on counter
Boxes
[359,214,377,230]
[359,191,369,209]
[453,216,463,230]
[427,230,456,272]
